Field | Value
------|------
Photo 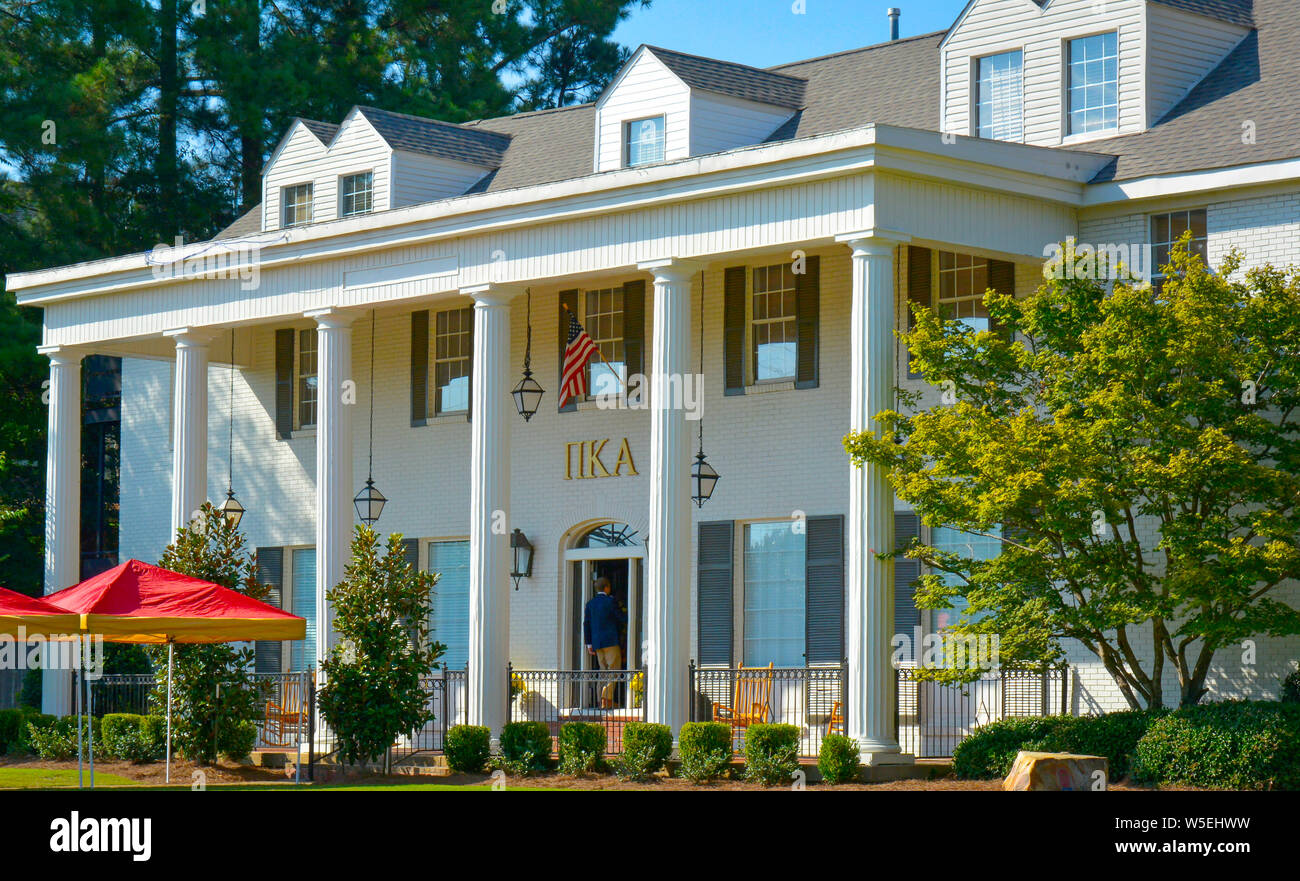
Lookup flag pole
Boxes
[561,302,627,392]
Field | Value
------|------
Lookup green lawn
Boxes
[0,767,137,789]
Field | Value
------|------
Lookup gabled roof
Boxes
[354,106,512,167]
[1151,0,1252,27]
[297,118,340,143]
[640,45,807,109]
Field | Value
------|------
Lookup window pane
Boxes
[428,541,470,670]
[340,172,373,217]
[433,306,472,414]
[290,548,316,671]
[625,116,665,167]
[977,50,1024,141]
[1068,32,1119,135]
[743,522,806,667]
[929,527,1001,632]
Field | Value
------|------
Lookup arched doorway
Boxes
[562,522,645,682]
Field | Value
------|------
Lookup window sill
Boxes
[1060,128,1120,147]
[413,412,470,427]
[575,395,635,411]
[286,428,315,440]
[744,380,796,395]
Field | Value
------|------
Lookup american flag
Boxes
[559,310,599,407]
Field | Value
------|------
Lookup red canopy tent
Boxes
[46,559,305,784]
[0,586,80,636]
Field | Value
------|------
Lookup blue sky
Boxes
[612,0,969,67]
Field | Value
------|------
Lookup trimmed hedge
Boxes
[499,721,552,774]
[818,734,861,784]
[678,721,732,783]
[100,714,165,763]
[615,722,672,780]
[557,722,605,775]
[1282,670,1300,704]
[953,712,1160,782]
[26,715,101,761]
[743,723,799,786]
[1133,701,1300,791]
[0,708,33,754]
[444,725,491,774]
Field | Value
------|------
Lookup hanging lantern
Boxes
[692,451,719,508]
[218,489,245,530]
[510,528,534,589]
[512,368,545,422]
[354,478,387,526]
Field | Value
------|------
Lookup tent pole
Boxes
[87,639,95,790]
[76,664,82,790]
[166,641,174,784]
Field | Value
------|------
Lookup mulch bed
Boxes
[0,755,291,786]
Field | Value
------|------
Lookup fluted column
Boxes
[40,346,82,716]
[307,309,356,670]
[462,284,520,742]
[165,329,213,534]
[837,230,913,764]
[638,258,702,739]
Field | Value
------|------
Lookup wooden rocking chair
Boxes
[826,700,845,737]
[262,677,307,748]
[712,663,774,741]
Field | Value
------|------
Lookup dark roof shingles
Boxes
[644,46,806,109]
[357,106,511,167]
[1151,0,1253,27]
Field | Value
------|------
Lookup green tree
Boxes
[148,503,268,763]
[318,526,444,767]
[844,240,1300,709]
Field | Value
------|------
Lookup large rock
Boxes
[1002,751,1109,791]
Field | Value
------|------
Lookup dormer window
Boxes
[339,171,373,217]
[1067,32,1118,136]
[625,116,665,167]
[282,183,314,227]
[975,50,1023,141]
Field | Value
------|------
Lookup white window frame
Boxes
[338,171,373,218]
[1064,30,1120,138]
[973,48,1024,141]
[936,250,992,331]
[431,305,472,415]
[737,518,807,668]
[623,115,665,168]
[748,262,799,385]
[579,285,627,401]
[425,537,471,673]
[296,327,317,430]
[281,182,314,227]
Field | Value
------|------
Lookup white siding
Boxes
[688,92,793,157]
[593,49,691,172]
[262,113,392,231]
[1145,4,1247,126]
[389,150,493,208]
[942,0,1146,146]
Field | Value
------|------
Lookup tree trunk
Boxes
[157,0,180,236]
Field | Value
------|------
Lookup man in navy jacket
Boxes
[583,576,627,673]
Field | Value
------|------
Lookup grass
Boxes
[0,767,137,789]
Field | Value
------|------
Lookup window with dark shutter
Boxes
[274,329,294,439]
[987,259,1015,340]
[804,514,844,664]
[697,521,734,666]
[894,511,922,638]
[411,310,429,426]
[722,267,746,395]
[906,247,932,380]
[254,548,284,674]
[557,289,579,412]
[401,538,419,570]
[622,279,646,401]
[794,255,820,389]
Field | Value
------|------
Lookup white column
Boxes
[837,230,913,765]
[638,258,701,739]
[165,330,212,534]
[462,284,520,742]
[307,309,356,670]
[40,346,82,716]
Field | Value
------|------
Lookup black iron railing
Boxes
[85,673,155,716]
[895,664,1070,758]
[690,661,848,759]
[507,666,646,756]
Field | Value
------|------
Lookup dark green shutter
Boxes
[794,255,820,389]
[558,289,579,412]
[804,514,844,664]
[274,329,294,439]
[465,305,475,421]
[906,247,932,380]
[411,310,428,426]
[255,548,284,673]
[988,259,1015,340]
[894,512,922,637]
[697,521,734,666]
[622,279,646,401]
[401,538,419,570]
[722,267,746,395]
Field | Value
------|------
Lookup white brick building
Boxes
[10,0,1299,759]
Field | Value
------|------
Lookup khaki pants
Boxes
[594,645,623,706]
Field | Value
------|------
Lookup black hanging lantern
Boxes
[354,478,387,525]
[510,528,534,590]
[513,289,545,421]
[691,270,719,507]
[356,309,387,526]
[219,489,245,530]
[691,451,719,508]
[222,329,246,529]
